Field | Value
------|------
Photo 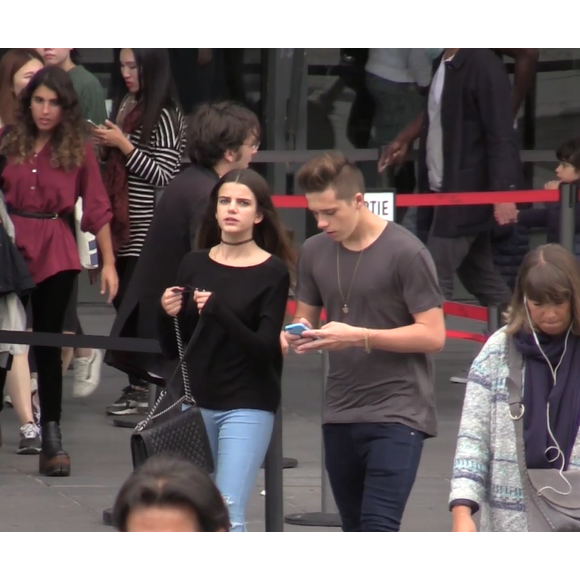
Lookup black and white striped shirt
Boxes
[118,107,186,258]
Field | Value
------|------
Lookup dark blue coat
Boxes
[517,200,580,259]
[491,223,530,291]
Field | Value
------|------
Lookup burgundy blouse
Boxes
[1,141,112,284]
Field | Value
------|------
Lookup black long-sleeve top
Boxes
[158,249,290,413]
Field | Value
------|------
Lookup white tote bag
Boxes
[74,198,99,270]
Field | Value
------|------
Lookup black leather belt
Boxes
[7,207,59,220]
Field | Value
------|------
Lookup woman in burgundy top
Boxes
[0,66,118,477]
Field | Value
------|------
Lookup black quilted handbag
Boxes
[130,316,214,474]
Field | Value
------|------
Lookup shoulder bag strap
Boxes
[135,314,204,432]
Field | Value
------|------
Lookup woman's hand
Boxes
[545,180,561,190]
[100,263,119,304]
[193,290,212,313]
[451,506,477,532]
[91,121,134,155]
[161,287,184,317]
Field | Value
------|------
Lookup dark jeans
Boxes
[323,422,425,532]
[20,270,77,425]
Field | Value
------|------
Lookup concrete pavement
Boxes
[0,307,484,532]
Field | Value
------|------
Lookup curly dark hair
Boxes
[0,65,86,171]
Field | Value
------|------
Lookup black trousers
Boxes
[223,49,247,104]
[114,257,147,388]
[20,270,77,425]
[0,358,11,414]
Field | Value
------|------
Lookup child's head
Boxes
[556,138,580,183]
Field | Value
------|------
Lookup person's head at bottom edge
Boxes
[113,454,229,532]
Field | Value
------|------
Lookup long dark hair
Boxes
[197,168,296,269]
[109,48,180,144]
[0,66,85,170]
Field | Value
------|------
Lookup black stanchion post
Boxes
[264,408,284,531]
[487,305,500,335]
[559,181,577,254]
[284,351,342,528]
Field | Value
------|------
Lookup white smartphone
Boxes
[86,119,100,129]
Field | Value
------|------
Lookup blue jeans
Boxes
[323,422,425,532]
[201,408,274,532]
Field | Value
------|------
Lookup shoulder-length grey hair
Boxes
[505,244,580,335]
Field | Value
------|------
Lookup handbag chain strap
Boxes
[134,316,199,433]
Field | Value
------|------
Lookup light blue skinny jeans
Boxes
[200,408,274,532]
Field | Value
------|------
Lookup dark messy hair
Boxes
[297,151,365,200]
[0,65,85,170]
[505,244,580,335]
[556,138,580,172]
[109,48,181,145]
[186,101,260,168]
[197,168,295,269]
[113,455,230,532]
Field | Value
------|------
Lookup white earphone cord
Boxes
[524,300,572,496]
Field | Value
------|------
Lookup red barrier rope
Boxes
[443,302,488,322]
[286,299,487,344]
[272,189,562,209]
[446,330,486,343]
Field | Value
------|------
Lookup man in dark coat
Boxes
[168,49,216,115]
[104,101,261,416]
[379,48,527,307]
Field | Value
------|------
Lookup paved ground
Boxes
[0,306,484,532]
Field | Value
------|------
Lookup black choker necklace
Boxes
[221,237,253,246]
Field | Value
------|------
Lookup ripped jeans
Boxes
[200,408,274,532]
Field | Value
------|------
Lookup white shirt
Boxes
[365,48,434,87]
[426,56,454,192]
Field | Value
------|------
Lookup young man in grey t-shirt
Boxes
[285,151,445,532]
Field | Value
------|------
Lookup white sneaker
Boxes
[73,349,104,397]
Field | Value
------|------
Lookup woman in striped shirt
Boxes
[92,48,185,412]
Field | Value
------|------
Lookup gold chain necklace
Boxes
[337,245,365,315]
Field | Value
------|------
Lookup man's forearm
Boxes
[494,48,539,118]
[354,323,445,354]
[399,112,425,145]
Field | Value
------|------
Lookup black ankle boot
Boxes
[39,422,70,477]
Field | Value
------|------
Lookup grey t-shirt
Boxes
[296,222,444,437]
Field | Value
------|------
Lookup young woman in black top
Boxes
[159,168,293,532]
